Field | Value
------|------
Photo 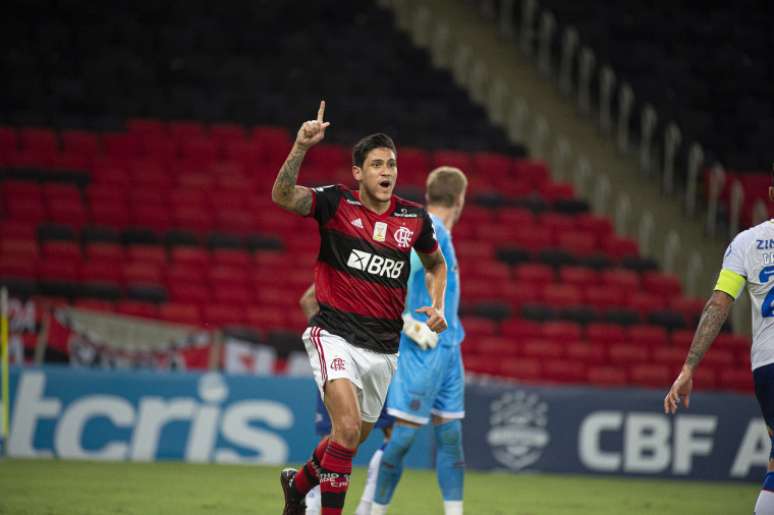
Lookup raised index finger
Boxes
[317,100,326,122]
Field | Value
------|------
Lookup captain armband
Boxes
[714,268,745,299]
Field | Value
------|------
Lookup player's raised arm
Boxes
[664,290,734,414]
[415,248,447,334]
[271,101,331,215]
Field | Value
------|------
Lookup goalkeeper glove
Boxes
[402,313,439,350]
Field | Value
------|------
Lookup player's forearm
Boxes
[271,143,309,210]
[426,259,447,312]
[683,293,732,371]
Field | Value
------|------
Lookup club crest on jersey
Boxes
[350,218,364,229]
[373,221,387,242]
[394,226,413,248]
[330,357,346,371]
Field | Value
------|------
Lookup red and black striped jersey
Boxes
[306,184,438,353]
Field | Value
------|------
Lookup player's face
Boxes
[353,147,398,203]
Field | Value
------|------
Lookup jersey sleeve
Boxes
[714,231,750,299]
[306,184,341,225]
[413,209,439,254]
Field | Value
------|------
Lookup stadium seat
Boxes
[499,358,542,382]
[587,366,628,387]
[629,364,671,389]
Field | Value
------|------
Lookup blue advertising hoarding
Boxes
[3,366,432,467]
[463,379,766,482]
[3,366,765,482]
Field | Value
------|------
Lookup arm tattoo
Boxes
[685,299,730,369]
[272,145,309,213]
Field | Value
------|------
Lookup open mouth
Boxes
[379,180,392,188]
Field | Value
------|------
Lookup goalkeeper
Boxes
[371,166,468,515]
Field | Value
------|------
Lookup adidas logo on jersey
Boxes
[350,218,364,228]
[346,249,405,279]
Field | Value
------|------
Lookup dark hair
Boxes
[352,133,396,168]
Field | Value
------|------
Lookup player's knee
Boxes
[334,416,362,447]
[434,420,463,458]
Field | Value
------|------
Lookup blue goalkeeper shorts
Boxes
[385,336,465,425]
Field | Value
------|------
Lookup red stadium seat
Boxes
[559,266,599,289]
[642,272,682,297]
[166,263,206,285]
[514,264,554,283]
[159,302,202,326]
[627,324,669,347]
[608,342,650,364]
[575,214,613,239]
[203,304,247,327]
[0,237,39,260]
[211,249,251,267]
[213,285,253,305]
[123,262,164,285]
[499,357,542,381]
[170,247,210,267]
[477,336,520,357]
[543,359,587,384]
[245,305,290,332]
[584,285,626,311]
[459,317,498,338]
[512,160,549,187]
[115,300,159,319]
[62,130,101,158]
[431,150,472,172]
[500,318,543,339]
[651,346,685,369]
[601,268,640,289]
[79,260,124,284]
[670,297,705,327]
[542,284,582,307]
[585,323,626,344]
[472,152,512,176]
[167,283,210,304]
[522,338,564,359]
[0,256,37,279]
[627,293,667,318]
[629,364,671,388]
[74,299,114,313]
[718,369,753,393]
[497,208,535,226]
[601,237,639,260]
[587,366,628,387]
[566,341,607,365]
[41,241,81,261]
[542,321,582,340]
[127,245,167,265]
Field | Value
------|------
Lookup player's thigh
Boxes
[431,346,465,421]
[324,377,362,428]
[357,347,398,424]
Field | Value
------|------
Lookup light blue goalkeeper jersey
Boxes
[403,213,464,347]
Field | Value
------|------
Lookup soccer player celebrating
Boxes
[370,166,468,515]
[297,284,395,515]
[273,101,448,515]
[664,173,774,515]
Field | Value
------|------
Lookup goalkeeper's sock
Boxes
[435,420,464,505]
[292,437,329,499]
[755,472,774,514]
[354,444,386,515]
[319,440,355,515]
[373,424,418,506]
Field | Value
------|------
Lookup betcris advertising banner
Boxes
[4,366,431,467]
[464,379,765,482]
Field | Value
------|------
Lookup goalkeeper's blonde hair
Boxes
[426,166,467,207]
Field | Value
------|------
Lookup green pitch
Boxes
[0,459,759,514]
